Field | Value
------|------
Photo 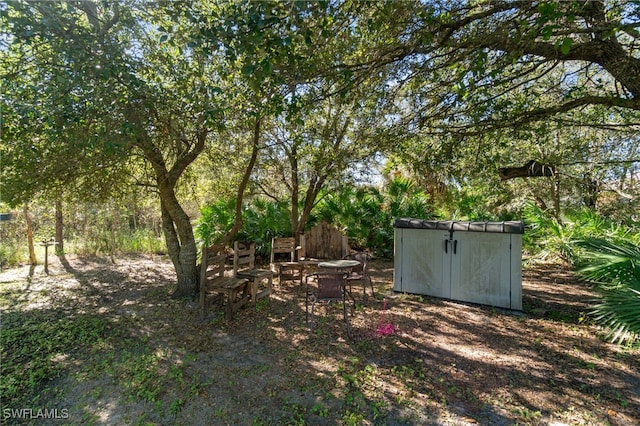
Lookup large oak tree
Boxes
[2,2,229,297]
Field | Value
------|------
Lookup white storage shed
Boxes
[393,218,524,310]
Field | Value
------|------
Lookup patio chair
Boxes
[270,237,304,285]
[233,241,273,302]
[342,252,375,303]
[305,271,351,336]
[199,244,250,322]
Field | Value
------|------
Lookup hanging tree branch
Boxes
[499,158,640,180]
[499,160,556,180]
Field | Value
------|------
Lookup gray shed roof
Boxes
[394,218,524,234]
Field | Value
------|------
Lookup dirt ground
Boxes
[1,254,639,425]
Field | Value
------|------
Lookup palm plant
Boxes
[195,198,236,247]
[522,203,577,263]
[577,237,640,344]
[314,178,433,257]
[196,197,293,258]
[314,186,381,250]
[239,199,292,257]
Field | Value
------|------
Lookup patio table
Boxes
[312,259,360,313]
[317,259,360,271]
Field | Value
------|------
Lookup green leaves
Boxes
[0,310,115,407]
[559,37,573,55]
[315,178,434,256]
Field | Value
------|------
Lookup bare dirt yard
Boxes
[1,254,638,425]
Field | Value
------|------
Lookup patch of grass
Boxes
[371,400,387,421]
[512,407,542,421]
[117,350,163,403]
[0,309,117,408]
[342,410,365,425]
[281,399,307,425]
[169,398,184,415]
[213,407,228,420]
[334,361,392,422]
[0,242,25,269]
[208,312,225,326]
[311,402,329,417]
[252,417,269,426]
[255,298,269,313]
[391,359,426,382]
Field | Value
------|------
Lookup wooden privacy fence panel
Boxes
[302,222,349,260]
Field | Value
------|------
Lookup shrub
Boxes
[196,198,291,258]
[314,177,434,257]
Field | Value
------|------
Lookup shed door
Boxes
[450,232,512,309]
[396,229,450,298]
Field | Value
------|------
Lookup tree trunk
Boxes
[553,172,561,223]
[55,199,64,254]
[23,204,37,265]
[290,144,300,242]
[160,189,199,299]
[297,175,327,238]
[128,107,206,299]
[553,132,561,221]
[582,174,599,209]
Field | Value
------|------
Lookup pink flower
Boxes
[376,323,396,336]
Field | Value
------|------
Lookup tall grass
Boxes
[69,228,165,256]
[119,229,166,254]
[0,212,27,268]
[0,242,25,269]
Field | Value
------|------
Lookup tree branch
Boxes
[219,116,262,246]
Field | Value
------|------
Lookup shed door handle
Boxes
[453,239,458,255]
[444,239,448,254]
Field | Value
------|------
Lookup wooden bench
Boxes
[199,244,250,321]
[233,241,273,302]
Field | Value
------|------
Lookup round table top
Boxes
[317,259,360,269]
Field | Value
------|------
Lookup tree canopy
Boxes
[2,0,638,295]
[343,0,640,133]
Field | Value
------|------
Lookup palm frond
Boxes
[577,238,640,290]
[591,287,640,344]
[576,236,640,344]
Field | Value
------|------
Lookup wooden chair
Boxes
[270,237,304,285]
[233,241,273,303]
[305,272,351,336]
[199,244,250,322]
[342,252,375,303]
